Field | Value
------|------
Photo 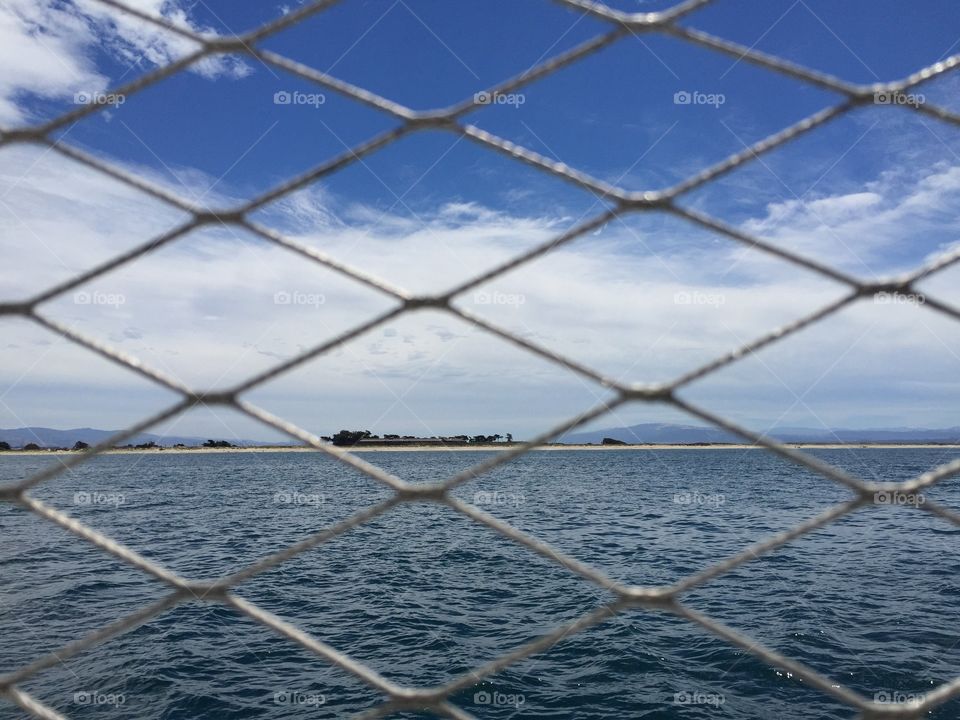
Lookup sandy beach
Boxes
[3,443,960,456]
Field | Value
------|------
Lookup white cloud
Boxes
[741,162,960,277]
[4,141,960,438]
[73,0,250,79]
[0,0,249,125]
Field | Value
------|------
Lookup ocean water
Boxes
[2,448,960,719]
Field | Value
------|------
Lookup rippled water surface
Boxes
[2,448,960,719]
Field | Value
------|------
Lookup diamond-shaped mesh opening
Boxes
[12,601,384,719]
[0,317,183,436]
[457,210,849,386]
[247,131,600,295]
[682,107,960,280]
[258,0,595,111]
[691,0,960,83]
[0,146,191,294]
[677,300,960,482]
[470,27,843,192]
[244,309,614,448]
[22,407,395,580]
[917,262,960,313]
[238,503,605,690]
[3,0,960,718]
[35,224,400,389]
[71,65,398,202]
[683,504,960,718]
[464,445,858,588]
[918,73,960,115]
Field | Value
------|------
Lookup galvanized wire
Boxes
[2,0,960,717]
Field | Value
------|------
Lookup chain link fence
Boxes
[2,0,960,717]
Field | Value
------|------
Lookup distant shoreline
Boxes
[3,443,960,456]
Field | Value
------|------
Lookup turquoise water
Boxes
[2,448,959,718]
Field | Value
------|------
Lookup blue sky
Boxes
[2,0,960,442]
[27,0,960,202]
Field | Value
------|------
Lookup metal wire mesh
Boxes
[2,0,960,717]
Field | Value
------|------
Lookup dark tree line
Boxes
[324,430,514,446]
[0,439,237,450]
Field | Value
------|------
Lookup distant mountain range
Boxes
[559,423,960,445]
[0,427,278,448]
[4,424,960,449]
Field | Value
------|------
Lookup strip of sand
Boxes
[3,443,960,456]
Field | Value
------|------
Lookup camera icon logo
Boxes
[673,91,692,104]
[474,91,492,105]
[274,91,292,105]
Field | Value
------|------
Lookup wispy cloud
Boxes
[3,139,960,436]
[0,0,249,125]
